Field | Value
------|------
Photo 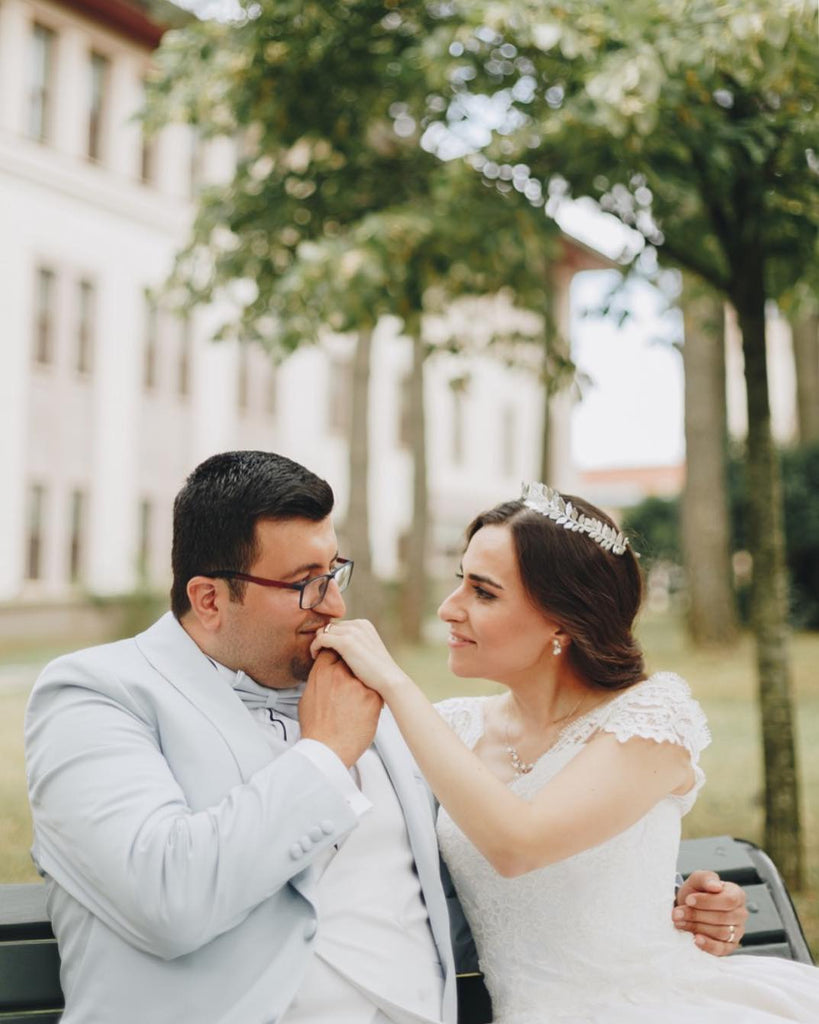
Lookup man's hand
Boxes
[299,650,382,767]
[673,870,749,956]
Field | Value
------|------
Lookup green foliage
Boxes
[627,440,819,629]
[445,0,819,303]
[730,442,819,629]
[145,1,565,358]
[622,496,681,565]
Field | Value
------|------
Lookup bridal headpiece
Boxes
[521,482,629,556]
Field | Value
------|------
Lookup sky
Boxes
[556,202,686,471]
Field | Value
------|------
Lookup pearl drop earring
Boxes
[552,638,562,657]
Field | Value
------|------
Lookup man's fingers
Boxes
[675,917,741,936]
[674,899,748,925]
[693,934,735,956]
[683,883,747,912]
[684,869,724,893]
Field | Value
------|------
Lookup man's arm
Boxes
[25,653,374,959]
[673,870,749,956]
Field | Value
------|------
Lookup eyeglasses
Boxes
[206,557,354,610]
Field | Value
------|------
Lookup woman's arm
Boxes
[312,621,691,876]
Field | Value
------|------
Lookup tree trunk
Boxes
[539,283,559,483]
[791,312,819,444]
[400,332,428,643]
[732,260,803,889]
[680,279,738,646]
[539,351,552,483]
[344,327,384,628]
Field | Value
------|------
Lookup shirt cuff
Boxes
[294,739,372,818]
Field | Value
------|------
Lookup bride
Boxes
[314,483,819,1023]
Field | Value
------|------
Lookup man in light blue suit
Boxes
[26,451,457,1024]
[25,450,745,1024]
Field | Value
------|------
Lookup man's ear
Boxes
[186,576,227,633]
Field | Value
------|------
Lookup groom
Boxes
[25,450,745,1024]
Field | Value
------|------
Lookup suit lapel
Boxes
[374,712,454,975]
[135,612,274,781]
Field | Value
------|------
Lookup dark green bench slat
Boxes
[0,1014,62,1023]
[734,942,795,960]
[0,941,62,1011]
[0,889,53,943]
[677,834,759,885]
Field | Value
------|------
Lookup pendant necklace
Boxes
[505,692,587,778]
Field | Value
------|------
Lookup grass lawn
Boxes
[3,611,818,955]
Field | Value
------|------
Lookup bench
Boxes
[1,836,812,1022]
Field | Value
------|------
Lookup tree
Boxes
[443,0,818,885]
[266,160,562,639]
[679,276,738,646]
[146,1,463,631]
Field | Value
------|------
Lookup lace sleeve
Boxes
[434,696,485,749]
[597,673,711,811]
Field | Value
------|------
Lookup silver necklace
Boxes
[505,693,586,778]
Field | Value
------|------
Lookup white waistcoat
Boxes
[282,749,444,1024]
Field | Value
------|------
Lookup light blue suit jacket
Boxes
[25,613,457,1024]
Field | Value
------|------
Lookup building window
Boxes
[139,80,156,184]
[33,266,56,365]
[500,405,516,476]
[189,126,204,195]
[237,343,249,411]
[178,314,192,396]
[451,387,466,466]
[397,373,412,448]
[29,24,56,143]
[26,484,46,580]
[68,489,85,582]
[76,279,95,374]
[328,358,351,435]
[88,52,109,161]
[143,294,158,390]
[137,498,152,582]
[266,364,278,416]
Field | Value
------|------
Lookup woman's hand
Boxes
[311,619,412,699]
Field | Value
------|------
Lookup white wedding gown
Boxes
[436,674,819,1023]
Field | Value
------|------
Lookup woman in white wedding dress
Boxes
[314,484,819,1023]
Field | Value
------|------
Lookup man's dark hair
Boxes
[171,450,334,618]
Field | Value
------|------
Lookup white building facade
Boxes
[0,0,602,621]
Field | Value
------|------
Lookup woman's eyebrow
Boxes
[466,571,504,590]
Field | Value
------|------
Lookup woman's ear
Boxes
[553,627,571,653]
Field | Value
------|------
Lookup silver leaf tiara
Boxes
[521,482,629,556]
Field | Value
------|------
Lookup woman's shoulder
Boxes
[596,672,711,757]
[434,695,490,741]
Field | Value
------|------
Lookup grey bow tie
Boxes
[232,671,305,720]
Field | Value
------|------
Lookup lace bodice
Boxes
[436,674,715,1022]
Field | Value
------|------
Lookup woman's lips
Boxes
[447,632,475,648]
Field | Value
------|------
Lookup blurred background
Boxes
[1,0,817,953]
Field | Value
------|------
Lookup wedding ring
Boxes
[727,924,736,944]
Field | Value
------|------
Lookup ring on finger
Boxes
[324,622,333,634]
[727,924,736,944]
